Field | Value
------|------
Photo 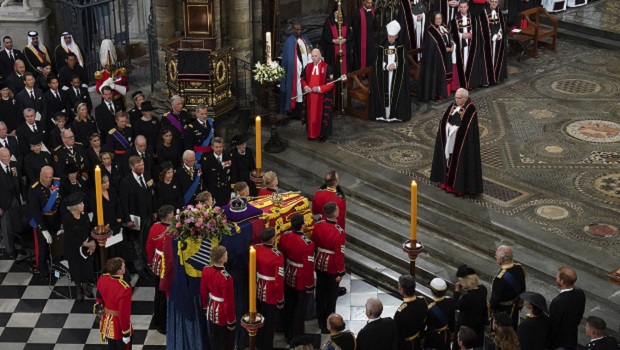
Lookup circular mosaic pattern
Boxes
[520,138,584,162]
[350,136,389,150]
[544,145,565,154]
[374,146,431,168]
[388,149,423,163]
[593,173,620,199]
[535,205,569,220]
[528,109,555,119]
[551,79,601,95]
[565,120,620,143]
[507,66,519,74]
[583,223,617,237]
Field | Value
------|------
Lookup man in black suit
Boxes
[121,135,153,177]
[15,72,47,124]
[0,121,21,165]
[175,150,203,206]
[490,245,526,329]
[357,298,399,350]
[16,108,48,156]
[0,36,23,80]
[120,155,154,276]
[201,137,232,206]
[95,86,124,142]
[585,316,620,350]
[0,147,22,258]
[57,52,88,89]
[66,75,92,117]
[547,266,586,350]
[43,75,68,127]
[5,59,26,95]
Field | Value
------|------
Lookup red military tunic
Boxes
[146,222,168,275]
[158,231,175,297]
[95,68,128,100]
[301,61,334,139]
[312,187,347,229]
[312,219,346,276]
[278,230,315,292]
[255,243,285,306]
[95,274,133,341]
[200,265,236,328]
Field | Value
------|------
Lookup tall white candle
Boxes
[266,32,272,64]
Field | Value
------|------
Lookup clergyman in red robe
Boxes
[301,49,336,143]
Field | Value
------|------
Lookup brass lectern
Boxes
[161,0,235,117]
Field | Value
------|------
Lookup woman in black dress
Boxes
[229,134,258,196]
[453,265,489,348]
[155,161,183,210]
[133,101,160,151]
[72,102,99,146]
[517,292,549,350]
[24,135,53,185]
[35,61,53,93]
[0,82,22,133]
[155,127,182,169]
[128,90,145,126]
[62,192,96,300]
[99,148,122,192]
[83,133,103,183]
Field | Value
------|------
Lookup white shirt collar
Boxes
[367,317,381,323]
[26,87,34,93]
[132,171,143,182]
[559,287,573,293]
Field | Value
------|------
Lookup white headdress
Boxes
[386,20,401,36]
[99,39,117,67]
[60,32,84,67]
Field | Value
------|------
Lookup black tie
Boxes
[32,124,38,133]
[9,51,14,62]
[108,102,114,115]
[54,91,60,101]
[140,152,145,160]
[4,165,8,174]
[29,90,35,102]
[1,140,6,148]
[139,175,146,188]
[75,88,80,98]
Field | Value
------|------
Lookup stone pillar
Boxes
[252,0,262,63]
[153,0,176,103]
[213,0,222,49]
[0,0,51,49]
[227,0,252,103]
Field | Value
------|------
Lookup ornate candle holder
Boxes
[91,225,113,268]
[241,312,264,350]
[402,239,424,278]
[250,169,264,189]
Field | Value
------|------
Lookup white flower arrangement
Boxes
[253,61,285,85]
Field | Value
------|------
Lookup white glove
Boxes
[82,83,88,88]
[110,83,116,90]
[57,229,64,236]
[42,230,53,244]
[103,77,114,86]
[61,86,69,91]
[123,336,130,344]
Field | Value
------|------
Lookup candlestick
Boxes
[255,116,262,170]
[410,180,417,241]
[266,32,272,64]
[95,165,104,226]
[249,246,257,313]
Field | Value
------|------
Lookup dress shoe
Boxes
[319,136,326,143]
[338,287,347,297]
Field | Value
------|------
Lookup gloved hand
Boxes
[103,77,114,87]
[110,83,116,90]
[42,230,53,244]
[123,336,130,344]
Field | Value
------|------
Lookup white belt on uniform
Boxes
[209,293,224,302]
[286,259,303,268]
[257,272,275,281]
[317,247,334,254]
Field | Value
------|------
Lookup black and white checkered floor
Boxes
[0,252,402,349]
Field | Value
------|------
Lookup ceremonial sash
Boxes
[166,113,185,136]
[29,179,60,228]
[359,7,374,69]
[194,119,214,160]
[183,164,202,205]
[430,304,449,329]
[502,270,522,294]
[109,128,130,149]
[26,45,49,63]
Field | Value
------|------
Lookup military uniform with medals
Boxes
[255,242,285,350]
[161,109,191,145]
[28,177,62,279]
[95,273,133,347]
[490,263,526,328]
[324,330,357,350]
[425,296,456,350]
[106,126,134,165]
[200,265,236,350]
[185,118,214,160]
[394,295,428,350]
[53,143,86,179]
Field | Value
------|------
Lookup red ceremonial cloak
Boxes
[301,61,335,139]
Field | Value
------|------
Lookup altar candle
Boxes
[95,165,104,226]
[255,116,262,169]
[249,246,257,313]
[410,181,417,241]
[266,32,272,64]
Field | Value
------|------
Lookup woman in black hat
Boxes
[62,192,97,300]
[60,163,88,200]
[99,147,122,192]
[155,161,183,210]
[128,90,145,126]
[0,82,21,133]
[487,312,520,350]
[23,135,53,185]
[156,126,182,169]
[517,292,549,350]
[454,264,488,348]
[134,101,160,151]
[229,133,258,196]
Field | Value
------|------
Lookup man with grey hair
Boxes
[185,103,214,160]
[53,128,86,179]
[430,87,483,196]
[0,147,22,258]
[161,95,190,143]
[357,297,398,350]
[16,107,47,156]
[175,150,203,206]
[0,121,20,161]
[122,135,154,176]
[490,245,526,329]
[201,136,231,206]
[28,165,61,281]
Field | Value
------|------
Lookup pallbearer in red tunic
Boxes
[200,246,236,350]
[312,170,346,229]
[255,227,285,350]
[301,49,335,143]
[95,258,133,350]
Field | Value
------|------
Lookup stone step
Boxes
[261,139,620,338]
